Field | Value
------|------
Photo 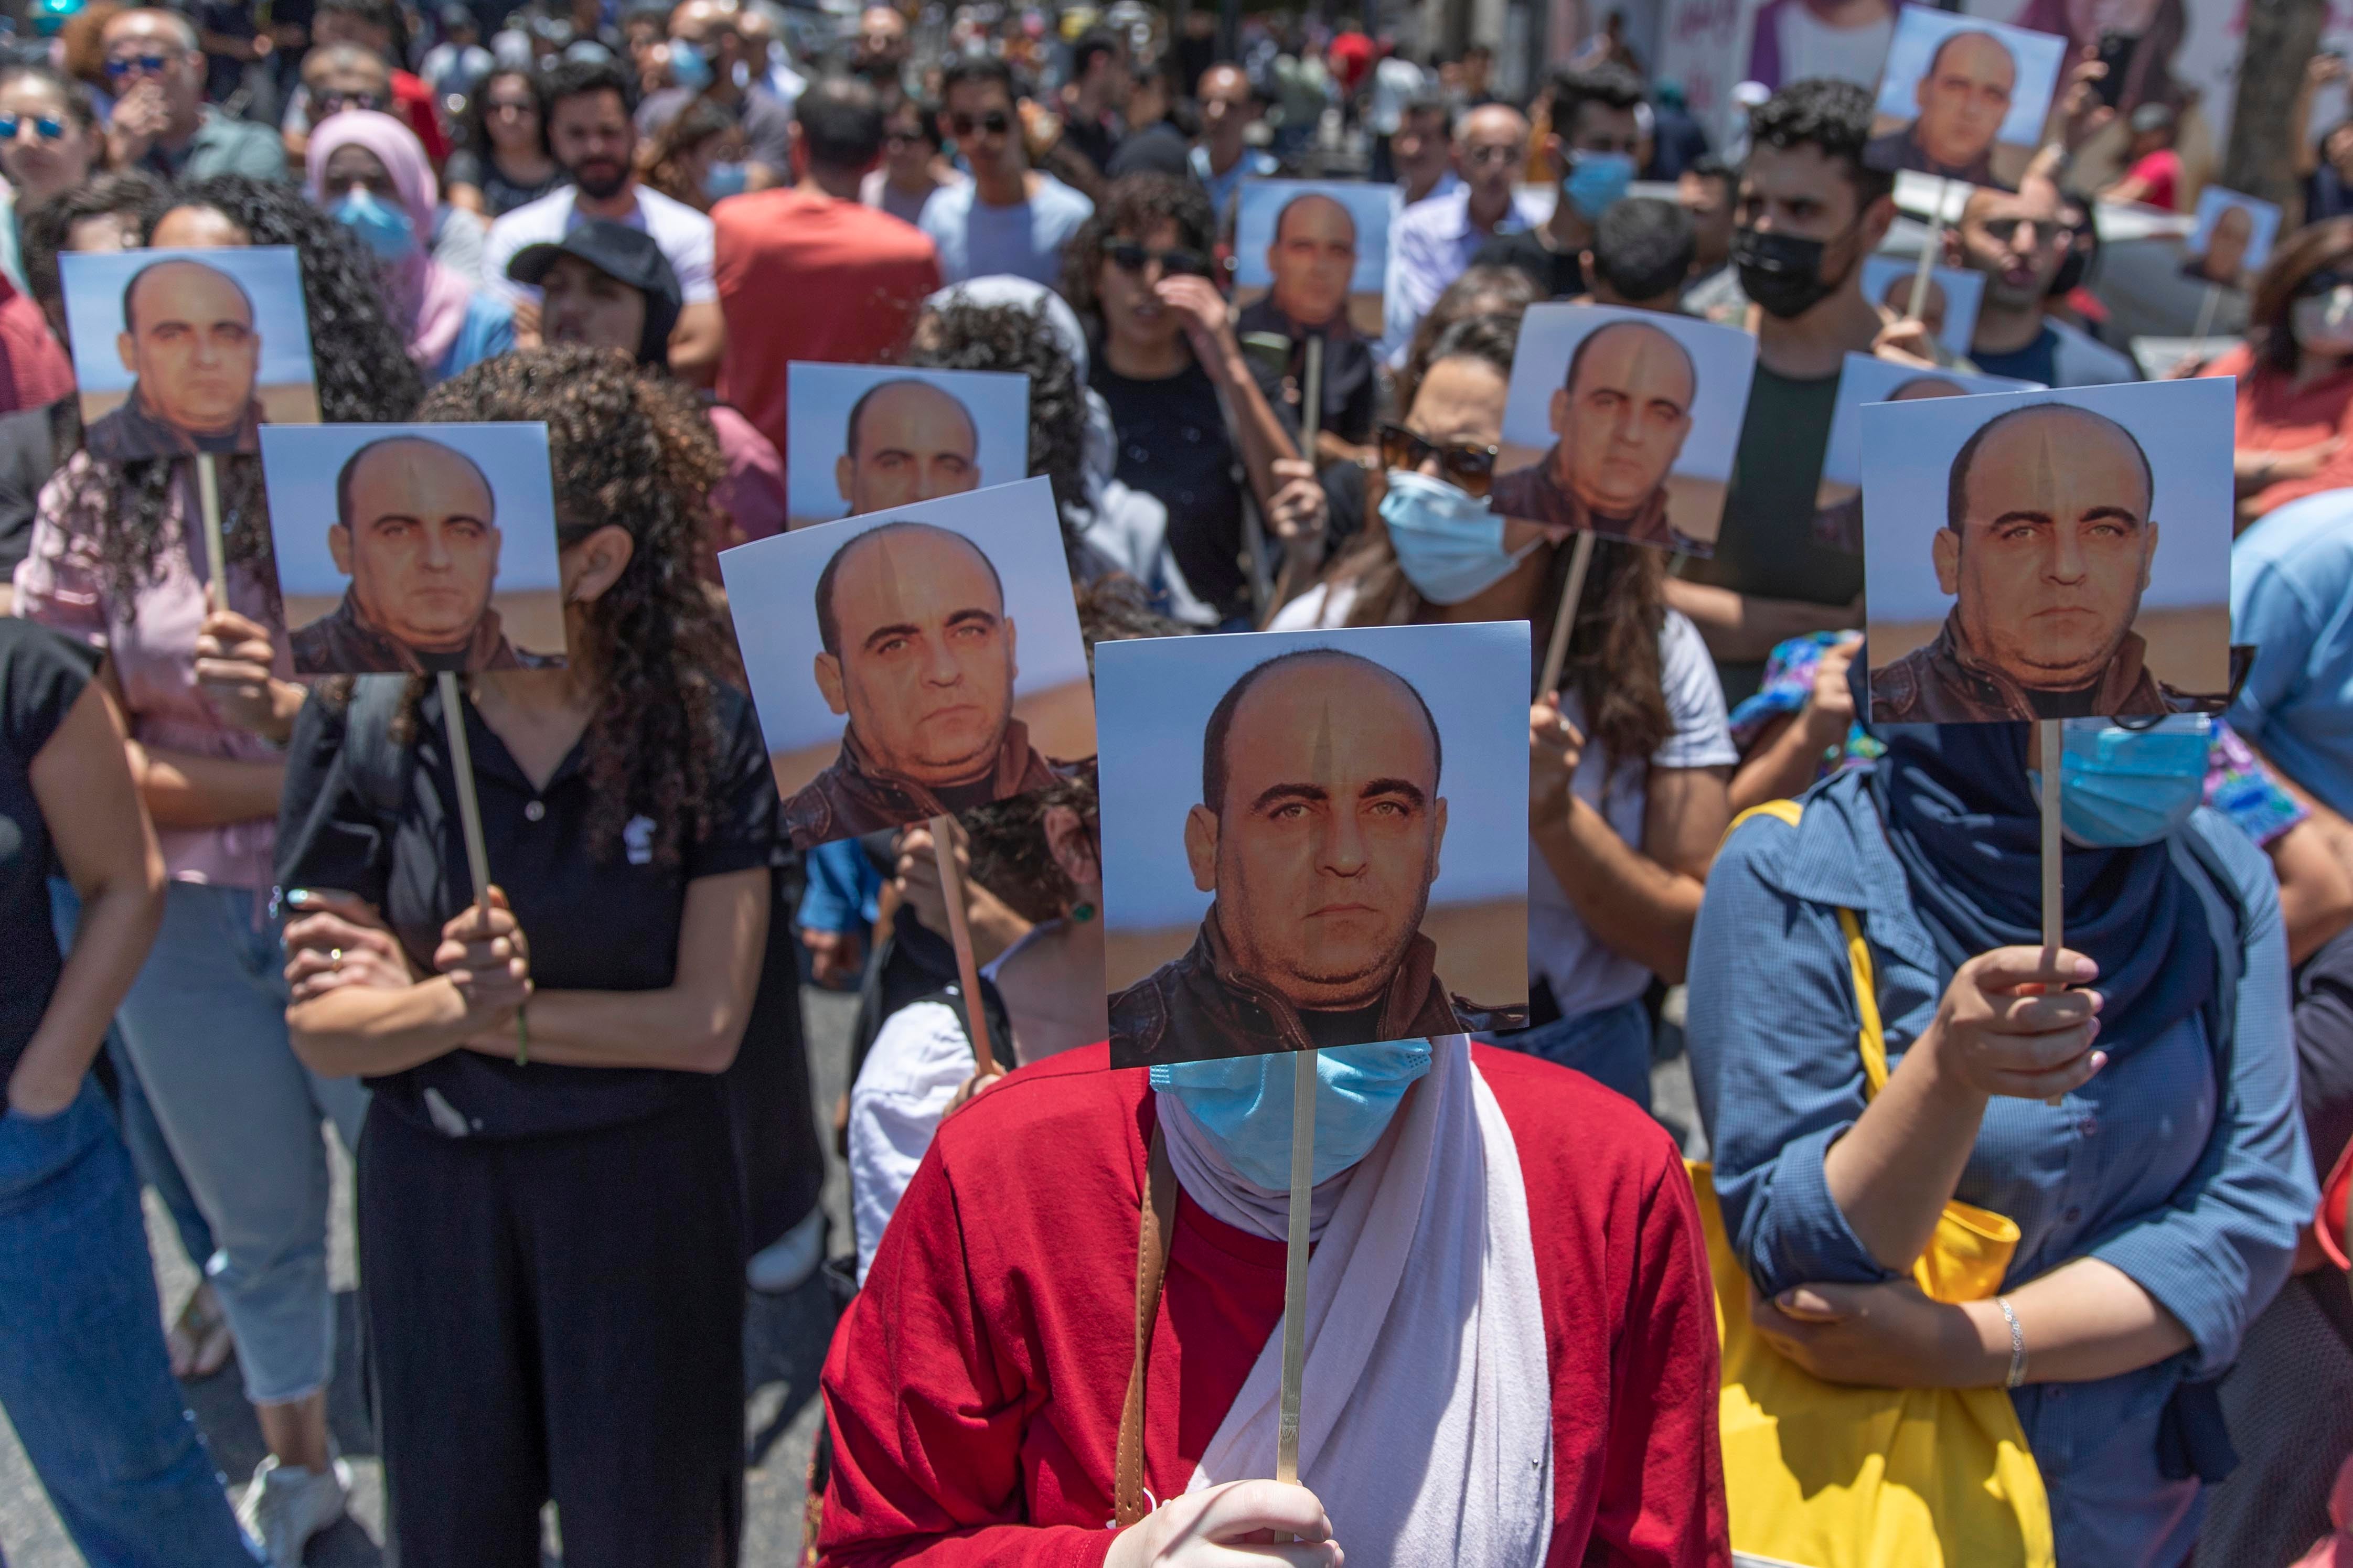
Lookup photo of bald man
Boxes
[783,361,1029,531]
[1863,11,2065,192]
[62,246,319,461]
[835,378,981,517]
[1235,186,1386,450]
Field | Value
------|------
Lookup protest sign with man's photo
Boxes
[1859,255,1986,359]
[1861,377,2234,724]
[261,423,568,675]
[1491,303,1756,556]
[783,362,1029,530]
[60,245,319,459]
[2181,187,2281,289]
[1095,621,1529,1068]
[720,476,1096,852]
[1231,178,1396,339]
[1863,5,2067,192]
[1812,352,2042,554]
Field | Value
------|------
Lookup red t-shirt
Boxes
[817,1043,1728,1567]
[0,280,71,415]
[2200,341,2353,517]
[712,189,943,471]
[2124,147,2181,211]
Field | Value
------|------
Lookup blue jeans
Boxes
[110,882,367,1405]
[0,1081,259,1567]
[1486,995,1654,1111]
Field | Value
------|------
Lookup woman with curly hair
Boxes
[273,347,774,1567]
[1271,314,1734,1108]
[1065,171,1322,628]
[12,171,422,1564]
[637,92,743,211]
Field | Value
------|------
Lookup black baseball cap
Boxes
[506,219,682,368]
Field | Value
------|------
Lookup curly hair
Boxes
[963,760,1098,925]
[1331,314,1669,766]
[77,176,424,616]
[1747,78,1892,212]
[391,348,734,869]
[637,94,734,211]
[908,296,1090,561]
[1060,172,1216,336]
[1393,264,1538,418]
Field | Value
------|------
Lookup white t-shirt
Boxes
[1270,582,1736,1018]
[1772,2,1896,90]
[482,183,717,305]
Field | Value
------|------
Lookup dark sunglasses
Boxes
[486,96,536,115]
[947,110,1011,138]
[1980,216,2071,248]
[884,127,926,146]
[103,52,173,78]
[2298,269,2353,297]
[314,90,387,115]
[1378,422,1499,496]
[1105,239,1210,277]
[0,114,65,142]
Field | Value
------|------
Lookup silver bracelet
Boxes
[1997,1296,2027,1390]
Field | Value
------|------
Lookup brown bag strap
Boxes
[1114,1126,1177,1529]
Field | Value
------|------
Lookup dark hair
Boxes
[1071,26,1125,80]
[812,521,1004,656]
[841,377,977,463]
[891,94,946,150]
[334,436,493,528]
[1402,91,1452,125]
[317,0,406,54]
[1394,265,1538,415]
[0,61,97,135]
[460,66,540,157]
[909,295,1092,564]
[1683,152,1734,188]
[1747,78,1892,213]
[963,759,1098,923]
[1072,573,1192,676]
[394,348,732,867]
[1547,62,1644,140]
[1946,403,2153,534]
[1588,196,1697,302]
[1200,648,1442,817]
[939,52,1014,103]
[120,254,254,332]
[540,55,635,119]
[2251,216,2353,377]
[637,92,732,208]
[1061,173,1214,331]
[797,71,885,171]
[20,168,166,312]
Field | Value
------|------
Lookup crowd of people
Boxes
[3,0,2353,1565]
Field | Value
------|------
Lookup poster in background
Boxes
[783,362,1029,530]
[2181,187,2281,288]
[1097,621,1530,1067]
[1233,178,1396,338]
[1860,377,2234,723]
[1859,255,1987,358]
[1863,6,2068,191]
[262,423,566,674]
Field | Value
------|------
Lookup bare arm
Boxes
[7,678,166,1115]
[1158,274,1304,511]
[447,181,490,217]
[1662,578,1862,663]
[2268,815,2353,965]
[668,300,726,388]
[128,740,285,828]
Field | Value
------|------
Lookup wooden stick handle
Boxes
[1905,177,1952,322]
[1256,336,1327,631]
[437,671,525,1062]
[195,453,227,611]
[2039,717,2064,1106]
[2191,281,2222,345]
[1276,1045,1316,1486]
[929,812,1000,1076]
[1536,530,1597,703]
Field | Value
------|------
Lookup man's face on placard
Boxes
[1185,655,1447,1014]
[2205,205,2253,280]
[837,381,981,514]
[1881,272,1949,340]
[1266,194,1356,327]
[814,524,1019,786]
[1913,31,2015,169]
[1549,320,1695,519]
[117,260,260,435]
[330,438,503,654]
[1936,405,2157,692]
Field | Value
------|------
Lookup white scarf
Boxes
[1154,1037,1555,1566]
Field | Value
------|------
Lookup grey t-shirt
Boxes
[919,174,1094,287]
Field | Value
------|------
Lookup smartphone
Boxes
[2094,30,2138,110]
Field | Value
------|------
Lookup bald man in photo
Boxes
[1489,318,1701,550]
[835,379,982,518]
[784,520,1061,849]
[1871,402,2202,721]
[1108,648,1518,1067]
[85,257,265,459]
[291,436,533,674]
[2189,203,2255,286]
[1879,271,1951,345]
[1237,192,1381,450]
[1866,29,2017,188]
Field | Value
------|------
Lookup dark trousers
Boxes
[358,1084,745,1568]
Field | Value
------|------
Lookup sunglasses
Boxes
[1378,423,1499,496]
[103,52,174,79]
[1980,216,2070,248]
[486,96,536,115]
[1105,239,1211,278]
[2298,269,2353,297]
[1461,143,1523,167]
[948,110,1012,138]
[0,114,65,142]
[314,90,387,115]
[884,127,926,146]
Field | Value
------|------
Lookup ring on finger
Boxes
[331,947,343,971]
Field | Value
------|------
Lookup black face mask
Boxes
[1733,223,1855,320]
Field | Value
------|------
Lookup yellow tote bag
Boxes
[1693,800,2055,1568]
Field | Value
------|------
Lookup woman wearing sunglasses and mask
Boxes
[0,65,106,277]
[1271,313,1735,1109]
[1065,171,1323,630]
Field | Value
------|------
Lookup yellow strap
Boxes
[1726,799,1889,1098]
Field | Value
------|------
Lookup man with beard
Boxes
[484,57,725,384]
[1946,175,2135,387]
[1238,192,1377,456]
[1109,648,1517,1067]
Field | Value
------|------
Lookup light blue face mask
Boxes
[1379,468,1541,605]
[2029,714,2211,848]
[1152,1040,1432,1189]
[1561,150,1634,220]
[704,159,749,200]
[667,37,712,90]
[330,188,416,260]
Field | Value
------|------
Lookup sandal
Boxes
[167,1282,234,1381]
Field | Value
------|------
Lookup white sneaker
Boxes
[745,1206,827,1294]
[237,1453,350,1567]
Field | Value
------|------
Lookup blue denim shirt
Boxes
[1687,797,2313,1568]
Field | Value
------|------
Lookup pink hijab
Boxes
[305,110,473,371]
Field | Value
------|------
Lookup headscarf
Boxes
[305,110,474,372]
[1838,659,2216,1053]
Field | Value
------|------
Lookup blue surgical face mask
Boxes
[2030,714,2211,848]
[1562,149,1634,220]
[1152,1040,1433,1189]
[667,38,711,90]
[1379,468,1541,605]
[330,188,416,260]
[704,159,748,200]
